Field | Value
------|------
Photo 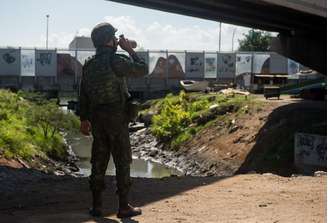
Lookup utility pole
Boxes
[218,22,222,53]
[46,14,49,49]
[217,22,222,81]
[231,28,236,52]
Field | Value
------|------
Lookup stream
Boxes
[67,133,182,178]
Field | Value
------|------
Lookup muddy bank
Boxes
[0,132,80,177]
[132,99,327,177]
[130,126,227,177]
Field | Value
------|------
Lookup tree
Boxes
[238,30,272,51]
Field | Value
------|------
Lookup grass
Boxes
[0,90,79,161]
[148,91,261,150]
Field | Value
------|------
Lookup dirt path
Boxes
[0,167,326,223]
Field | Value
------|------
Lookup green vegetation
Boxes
[149,91,260,150]
[0,90,79,161]
[238,29,272,51]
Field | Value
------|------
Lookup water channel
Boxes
[67,133,182,178]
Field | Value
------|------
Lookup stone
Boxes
[314,171,326,177]
[149,150,158,157]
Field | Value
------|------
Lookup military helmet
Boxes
[91,22,117,48]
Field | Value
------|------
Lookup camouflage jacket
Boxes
[79,47,148,121]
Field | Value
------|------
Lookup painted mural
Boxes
[149,54,185,79]
[185,52,204,78]
[35,50,57,76]
[218,53,235,78]
[0,49,21,76]
[21,50,35,76]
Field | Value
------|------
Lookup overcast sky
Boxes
[1,0,254,51]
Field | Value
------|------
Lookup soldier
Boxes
[79,22,148,218]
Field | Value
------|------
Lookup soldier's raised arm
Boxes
[112,53,148,78]
[111,35,148,78]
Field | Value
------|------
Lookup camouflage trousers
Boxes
[89,107,132,198]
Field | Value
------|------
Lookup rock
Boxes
[149,149,158,157]
[209,104,219,111]
[129,123,145,132]
[262,173,274,176]
[229,125,239,133]
[314,171,326,177]
[54,170,65,176]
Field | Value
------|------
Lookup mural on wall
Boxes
[21,50,35,76]
[295,133,327,167]
[136,51,149,65]
[205,54,217,78]
[270,53,288,74]
[288,59,300,75]
[35,50,57,77]
[253,54,270,74]
[0,48,21,76]
[185,52,204,78]
[236,54,252,75]
[218,53,236,78]
[57,53,82,77]
[149,54,185,79]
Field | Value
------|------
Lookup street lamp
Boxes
[231,28,236,52]
[46,14,49,49]
[218,22,222,53]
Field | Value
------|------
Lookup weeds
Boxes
[149,91,260,150]
[0,90,79,161]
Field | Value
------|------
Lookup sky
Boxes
[0,0,254,51]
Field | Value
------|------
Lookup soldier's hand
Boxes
[118,35,134,54]
[80,120,91,136]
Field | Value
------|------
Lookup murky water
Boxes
[67,133,182,178]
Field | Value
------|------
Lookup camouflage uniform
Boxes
[79,45,147,204]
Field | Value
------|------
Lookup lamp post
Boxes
[46,14,49,49]
[217,22,222,81]
[232,28,236,52]
[218,22,222,53]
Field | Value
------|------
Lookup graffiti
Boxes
[295,133,327,167]
[190,57,202,66]
[218,54,235,77]
[21,55,33,68]
[2,52,16,64]
[297,134,315,149]
[37,53,52,66]
[252,54,270,74]
[236,54,252,75]
[288,59,300,75]
[35,50,57,76]
[186,53,204,78]
[149,55,185,79]
[205,57,216,73]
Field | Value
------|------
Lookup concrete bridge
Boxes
[106,0,327,75]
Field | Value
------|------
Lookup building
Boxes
[69,36,94,50]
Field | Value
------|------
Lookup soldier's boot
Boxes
[89,190,103,217]
[117,196,142,218]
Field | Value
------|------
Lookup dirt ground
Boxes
[0,96,326,223]
[0,166,326,223]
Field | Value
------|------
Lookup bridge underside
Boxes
[107,0,327,74]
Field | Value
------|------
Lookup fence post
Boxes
[165,50,169,91]
[146,50,150,99]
